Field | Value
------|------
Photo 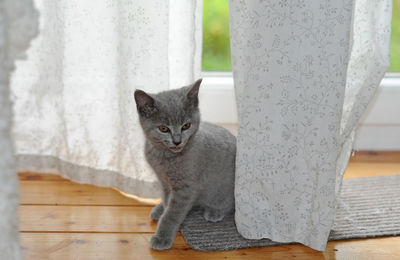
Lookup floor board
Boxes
[20,181,144,206]
[19,172,67,181]
[19,205,155,233]
[20,233,400,260]
[349,151,400,163]
[344,162,400,178]
[18,151,400,259]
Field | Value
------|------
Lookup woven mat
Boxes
[180,175,400,251]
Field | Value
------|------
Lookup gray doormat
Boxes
[180,175,400,251]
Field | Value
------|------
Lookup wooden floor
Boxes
[19,151,400,259]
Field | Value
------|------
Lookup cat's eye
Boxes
[182,123,191,130]
[158,125,170,133]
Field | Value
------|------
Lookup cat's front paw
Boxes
[150,235,174,250]
[150,203,164,221]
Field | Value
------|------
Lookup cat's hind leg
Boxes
[203,207,227,223]
[150,203,164,221]
[150,180,170,221]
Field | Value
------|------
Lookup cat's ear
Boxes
[187,78,202,107]
[134,90,156,117]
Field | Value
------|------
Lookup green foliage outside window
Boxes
[389,0,400,72]
[202,0,232,71]
[202,0,400,72]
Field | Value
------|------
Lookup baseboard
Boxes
[354,125,400,150]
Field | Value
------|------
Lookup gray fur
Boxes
[134,79,236,250]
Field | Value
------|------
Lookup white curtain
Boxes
[11,0,202,199]
[229,0,392,251]
[0,0,38,258]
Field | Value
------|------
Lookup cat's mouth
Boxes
[169,146,184,153]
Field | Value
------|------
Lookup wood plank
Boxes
[19,172,67,181]
[349,151,400,163]
[19,205,156,233]
[20,181,145,206]
[344,162,400,178]
[20,233,400,260]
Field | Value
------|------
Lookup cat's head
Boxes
[134,79,202,153]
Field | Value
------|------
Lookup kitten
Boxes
[134,79,236,250]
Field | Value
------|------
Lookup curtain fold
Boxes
[0,0,38,258]
[335,0,392,197]
[11,0,202,199]
[229,0,392,251]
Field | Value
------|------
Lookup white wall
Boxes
[199,73,400,150]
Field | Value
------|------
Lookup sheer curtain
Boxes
[0,0,38,258]
[229,0,392,251]
[11,0,202,199]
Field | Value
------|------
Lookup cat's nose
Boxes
[173,140,181,146]
[172,134,181,146]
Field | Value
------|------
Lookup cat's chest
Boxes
[145,145,186,177]
[144,143,203,189]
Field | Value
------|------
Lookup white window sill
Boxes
[201,71,234,90]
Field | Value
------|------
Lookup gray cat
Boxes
[134,79,236,250]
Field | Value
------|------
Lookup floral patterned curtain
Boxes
[229,0,392,250]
